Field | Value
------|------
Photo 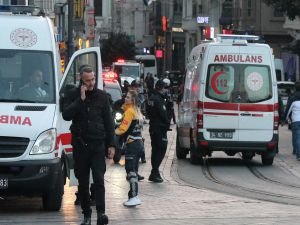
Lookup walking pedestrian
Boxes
[115,90,144,207]
[146,79,170,183]
[283,82,300,159]
[62,66,115,225]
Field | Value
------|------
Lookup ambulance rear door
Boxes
[202,45,239,142]
[237,46,274,142]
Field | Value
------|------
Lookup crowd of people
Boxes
[62,65,177,225]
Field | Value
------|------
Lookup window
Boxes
[192,0,197,18]
[113,65,139,79]
[247,0,252,17]
[183,70,193,102]
[0,50,55,103]
[174,0,183,14]
[206,64,235,102]
[94,0,103,17]
[61,52,98,97]
[206,64,272,103]
[273,9,284,17]
[141,59,155,67]
[243,65,272,102]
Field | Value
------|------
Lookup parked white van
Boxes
[177,35,278,165]
[135,54,157,77]
[0,5,103,210]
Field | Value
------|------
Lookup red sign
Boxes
[156,50,163,58]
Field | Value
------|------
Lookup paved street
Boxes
[1,124,300,224]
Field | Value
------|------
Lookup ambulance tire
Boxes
[42,163,64,211]
[189,139,203,165]
[190,150,203,165]
[261,151,275,166]
[176,134,187,159]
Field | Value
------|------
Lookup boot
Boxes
[80,215,91,225]
[148,173,163,183]
[97,214,109,225]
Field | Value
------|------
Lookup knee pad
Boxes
[127,171,137,183]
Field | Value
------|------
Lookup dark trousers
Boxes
[73,140,106,217]
[125,140,143,198]
[149,127,168,175]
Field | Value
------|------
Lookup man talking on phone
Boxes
[62,66,115,225]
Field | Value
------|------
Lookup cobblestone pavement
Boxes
[1,125,300,225]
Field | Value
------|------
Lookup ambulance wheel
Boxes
[190,150,203,165]
[261,152,274,166]
[176,134,187,159]
[43,164,64,211]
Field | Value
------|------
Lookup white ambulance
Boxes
[0,5,103,210]
[177,35,278,165]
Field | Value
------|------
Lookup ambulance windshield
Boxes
[114,65,140,79]
[0,50,55,103]
[206,64,272,103]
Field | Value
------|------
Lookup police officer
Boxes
[62,66,115,225]
[147,79,170,183]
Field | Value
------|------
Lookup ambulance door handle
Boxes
[240,113,251,116]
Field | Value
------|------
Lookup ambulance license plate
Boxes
[0,178,8,189]
[210,131,233,139]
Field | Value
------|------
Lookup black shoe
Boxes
[81,216,91,225]
[90,197,96,206]
[148,173,163,183]
[137,174,144,181]
[74,192,80,205]
[97,214,108,225]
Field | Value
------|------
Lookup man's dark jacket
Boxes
[62,87,115,147]
[147,89,169,131]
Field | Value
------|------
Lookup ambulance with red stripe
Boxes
[176,35,278,165]
[0,5,102,210]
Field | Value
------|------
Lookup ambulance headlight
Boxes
[30,129,56,155]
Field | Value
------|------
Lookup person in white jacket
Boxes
[283,82,300,160]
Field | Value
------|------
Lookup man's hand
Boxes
[81,84,87,101]
[107,146,115,159]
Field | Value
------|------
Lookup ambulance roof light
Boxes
[117,59,125,63]
[216,34,260,42]
[0,5,44,16]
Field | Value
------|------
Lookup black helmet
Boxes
[155,79,165,90]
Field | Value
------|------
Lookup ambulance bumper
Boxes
[197,133,278,152]
[0,158,61,195]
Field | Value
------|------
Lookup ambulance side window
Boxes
[191,65,201,101]
[183,69,193,102]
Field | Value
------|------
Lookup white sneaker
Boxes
[123,196,142,207]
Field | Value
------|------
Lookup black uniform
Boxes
[147,88,169,181]
[62,86,114,219]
